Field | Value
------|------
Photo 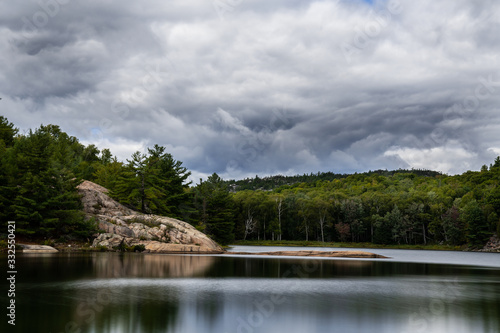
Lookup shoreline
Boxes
[2,236,499,254]
[230,239,500,253]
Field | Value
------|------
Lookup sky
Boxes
[1,0,500,182]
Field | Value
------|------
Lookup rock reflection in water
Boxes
[94,253,217,278]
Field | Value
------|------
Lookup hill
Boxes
[225,169,443,192]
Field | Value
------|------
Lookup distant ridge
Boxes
[225,169,443,192]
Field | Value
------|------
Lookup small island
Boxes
[227,250,388,258]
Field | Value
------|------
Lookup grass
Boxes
[231,240,465,251]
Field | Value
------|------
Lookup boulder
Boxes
[19,244,58,253]
[92,233,223,254]
[78,181,223,253]
[78,180,138,217]
[98,220,135,238]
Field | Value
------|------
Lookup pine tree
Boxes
[5,124,96,239]
[0,116,18,148]
[113,151,163,213]
[112,145,192,216]
[147,144,192,217]
[195,173,235,245]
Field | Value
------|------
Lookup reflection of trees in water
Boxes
[64,254,219,332]
[195,291,225,329]
[94,253,217,278]
[12,254,500,333]
[58,254,219,332]
[85,291,181,333]
[206,257,500,279]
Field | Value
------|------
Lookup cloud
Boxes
[1,0,500,181]
[384,142,477,174]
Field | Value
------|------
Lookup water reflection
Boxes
[93,253,217,278]
[8,253,500,333]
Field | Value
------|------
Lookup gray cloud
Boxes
[1,0,500,181]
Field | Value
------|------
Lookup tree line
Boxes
[1,116,499,247]
[230,163,500,247]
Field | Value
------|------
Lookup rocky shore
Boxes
[77,181,223,254]
[479,235,500,252]
[228,250,388,258]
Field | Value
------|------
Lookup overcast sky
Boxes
[1,0,500,181]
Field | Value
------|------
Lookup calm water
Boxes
[2,247,500,333]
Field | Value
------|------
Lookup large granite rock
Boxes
[78,181,137,217]
[19,244,58,253]
[77,180,223,254]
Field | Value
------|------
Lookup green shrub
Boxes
[41,239,55,247]
[127,215,161,228]
[57,236,67,243]
[114,239,128,252]
[95,245,108,252]
[132,244,146,252]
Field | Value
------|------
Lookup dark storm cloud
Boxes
[1,0,500,180]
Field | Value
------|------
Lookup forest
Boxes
[1,116,500,247]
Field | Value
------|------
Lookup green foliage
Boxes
[225,169,442,192]
[195,173,235,245]
[93,158,124,191]
[373,214,393,244]
[114,239,128,252]
[0,119,98,240]
[440,206,465,245]
[94,245,109,252]
[112,241,146,252]
[228,157,500,248]
[127,215,162,229]
[132,244,146,252]
[0,116,18,148]
[111,145,191,217]
[462,200,489,246]
[233,239,463,251]
[41,239,56,247]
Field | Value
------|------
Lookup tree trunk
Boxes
[422,223,427,245]
[276,198,283,241]
[263,220,266,240]
[141,174,146,213]
[305,221,309,241]
[319,216,325,242]
[371,221,374,243]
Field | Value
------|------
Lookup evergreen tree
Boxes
[147,144,192,218]
[5,124,96,239]
[93,152,125,191]
[112,146,191,216]
[0,116,18,148]
[195,173,235,245]
[0,117,18,223]
[113,151,164,213]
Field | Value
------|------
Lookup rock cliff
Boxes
[77,180,223,254]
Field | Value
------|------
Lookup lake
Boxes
[3,246,500,333]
